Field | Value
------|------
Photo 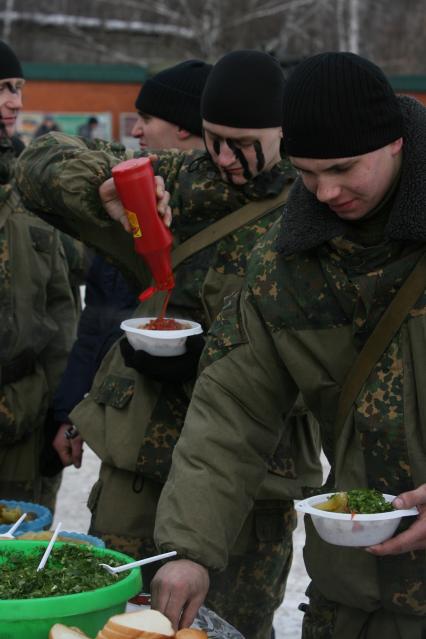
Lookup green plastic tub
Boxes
[0,540,142,639]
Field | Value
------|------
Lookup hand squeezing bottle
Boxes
[111,157,174,301]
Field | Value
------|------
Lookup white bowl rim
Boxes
[295,492,418,521]
[121,317,203,340]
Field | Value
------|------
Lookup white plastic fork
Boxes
[99,550,177,574]
[0,512,28,539]
[36,521,62,572]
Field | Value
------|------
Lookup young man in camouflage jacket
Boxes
[16,51,321,639]
[0,41,76,507]
[50,60,211,473]
[149,53,426,638]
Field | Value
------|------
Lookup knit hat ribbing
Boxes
[0,41,23,80]
[135,59,212,136]
[282,52,403,158]
[201,50,285,129]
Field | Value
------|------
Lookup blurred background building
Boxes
[17,62,148,146]
[2,0,426,145]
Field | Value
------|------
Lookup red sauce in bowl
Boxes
[139,318,189,331]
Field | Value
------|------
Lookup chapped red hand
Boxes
[150,559,209,630]
[367,484,426,555]
[52,423,84,469]
[99,153,171,231]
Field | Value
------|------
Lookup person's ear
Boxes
[177,128,191,140]
[390,137,403,156]
[279,128,286,157]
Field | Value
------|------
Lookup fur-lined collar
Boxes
[277,97,426,256]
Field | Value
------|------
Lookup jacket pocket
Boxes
[229,499,296,556]
[78,372,151,473]
[92,374,135,408]
[267,406,322,483]
[254,500,296,543]
[29,226,53,254]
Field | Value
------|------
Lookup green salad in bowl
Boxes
[296,488,418,547]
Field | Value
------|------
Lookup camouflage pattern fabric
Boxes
[0,134,76,502]
[134,382,189,484]
[209,227,426,614]
[153,98,426,627]
[15,133,321,638]
[206,500,295,639]
[0,141,16,386]
[15,132,310,487]
[301,582,426,639]
[15,134,294,290]
[301,584,337,639]
[15,133,146,289]
[87,461,296,639]
[92,521,291,639]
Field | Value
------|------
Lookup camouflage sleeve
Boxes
[151,149,188,201]
[15,132,133,227]
[15,132,151,287]
[135,147,190,214]
[154,285,299,570]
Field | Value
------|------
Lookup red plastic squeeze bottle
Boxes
[111,157,174,302]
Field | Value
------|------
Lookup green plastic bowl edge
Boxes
[0,540,142,620]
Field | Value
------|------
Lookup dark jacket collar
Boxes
[277,97,426,256]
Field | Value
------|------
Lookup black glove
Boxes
[120,334,205,383]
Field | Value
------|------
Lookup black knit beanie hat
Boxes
[282,52,403,158]
[201,50,284,128]
[0,41,23,79]
[135,59,212,136]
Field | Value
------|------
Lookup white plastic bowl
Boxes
[295,492,418,547]
[121,317,203,357]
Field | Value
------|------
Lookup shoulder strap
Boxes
[335,251,426,433]
[171,184,291,270]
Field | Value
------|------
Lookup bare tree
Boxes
[2,0,15,41]
[1,0,426,73]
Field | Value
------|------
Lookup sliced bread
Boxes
[49,624,90,639]
[106,609,175,639]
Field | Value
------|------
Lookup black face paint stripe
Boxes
[254,140,265,173]
[5,82,19,94]
[202,129,213,160]
[226,138,252,180]
[213,138,221,156]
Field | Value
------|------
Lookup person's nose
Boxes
[131,118,143,138]
[6,91,22,110]
[315,177,341,203]
[216,141,236,167]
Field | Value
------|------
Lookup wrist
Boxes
[64,424,79,440]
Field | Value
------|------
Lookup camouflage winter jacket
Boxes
[15,132,321,491]
[155,96,426,617]
[0,137,76,448]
